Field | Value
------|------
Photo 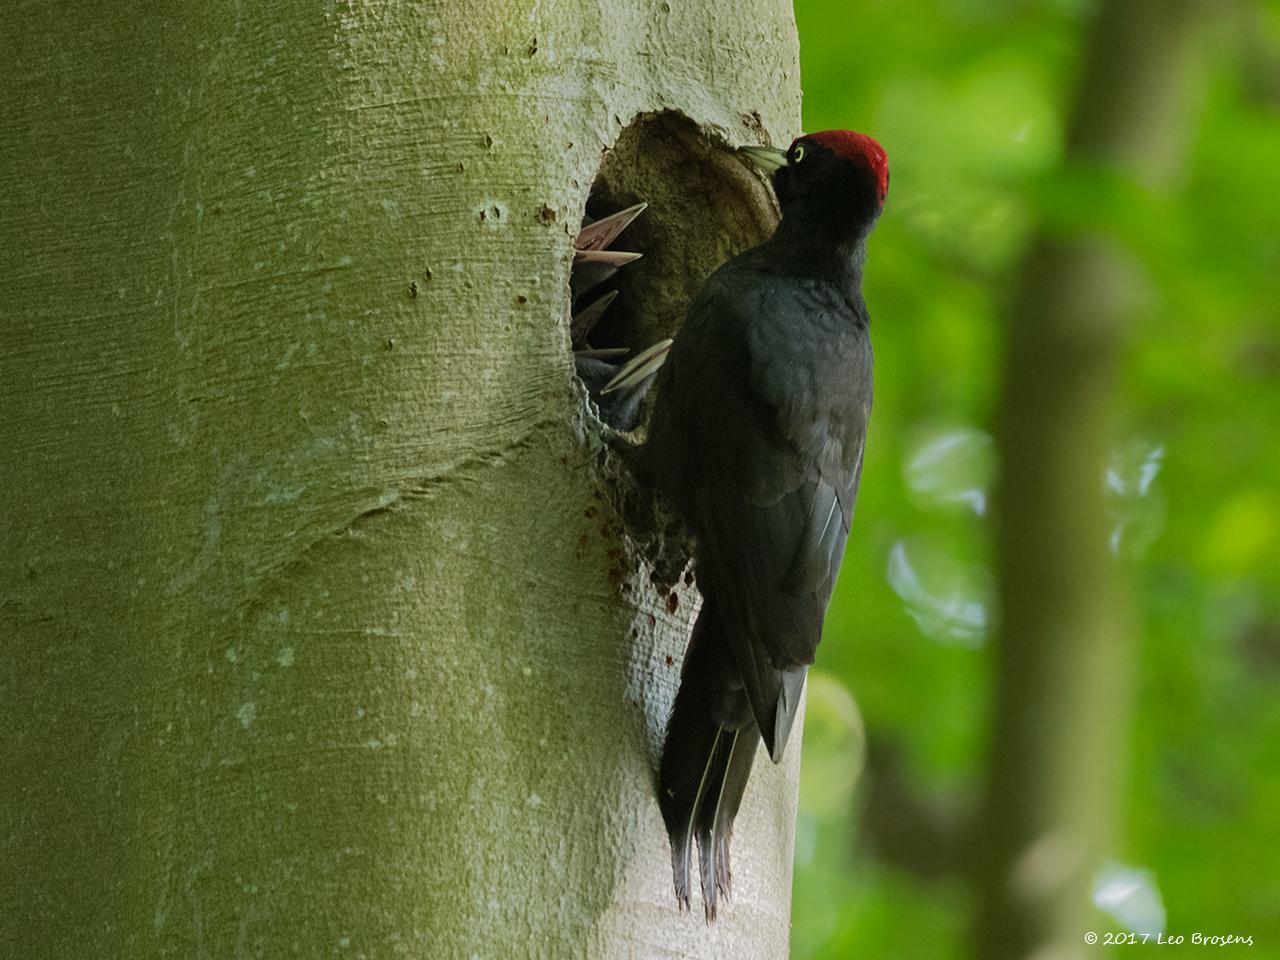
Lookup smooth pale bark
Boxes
[0,3,802,957]
[976,2,1197,957]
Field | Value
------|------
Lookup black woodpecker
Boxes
[639,130,889,919]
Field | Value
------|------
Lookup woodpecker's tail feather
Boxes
[657,689,722,912]
[657,601,757,920]
[695,723,760,919]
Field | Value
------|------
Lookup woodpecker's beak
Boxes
[739,144,787,175]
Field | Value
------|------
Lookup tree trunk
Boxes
[0,3,801,957]
[976,1,1197,957]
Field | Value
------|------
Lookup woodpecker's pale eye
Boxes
[791,144,806,164]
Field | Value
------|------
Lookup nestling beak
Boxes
[601,339,673,396]
[739,144,788,175]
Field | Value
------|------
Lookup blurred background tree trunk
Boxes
[977,1,1198,956]
[0,2,801,956]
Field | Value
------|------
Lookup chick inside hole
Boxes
[570,111,779,432]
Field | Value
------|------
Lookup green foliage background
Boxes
[790,1,1280,955]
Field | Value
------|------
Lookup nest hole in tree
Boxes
[570,111,779,431]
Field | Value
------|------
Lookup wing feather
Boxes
[645,258,872,761]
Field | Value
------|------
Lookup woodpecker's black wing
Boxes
[648,254,872,763]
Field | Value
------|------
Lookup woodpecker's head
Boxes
[741,130,889,237]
